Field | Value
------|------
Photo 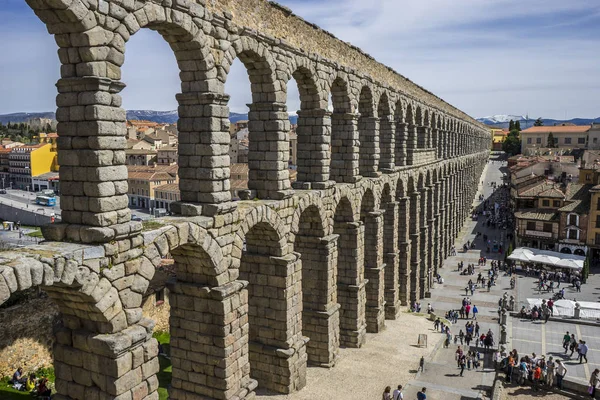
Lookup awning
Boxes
[509,247,585,270]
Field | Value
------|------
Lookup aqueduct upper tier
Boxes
[0,0,492,399]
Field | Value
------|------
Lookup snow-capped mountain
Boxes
[477,115,527,125]
[126,110,179,123]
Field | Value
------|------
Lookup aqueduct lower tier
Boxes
[2,0,493,398]
[0,153,487,400]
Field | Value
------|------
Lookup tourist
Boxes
[472,305,478,320]
[417,387,427,400]
[580,341,589,364]
[591,369,600,398]
[546,356,555,387]
[563,331,571,352]
[11,367,26,385]
[556,360,567,389]
[459,356,466,377]
[382,386,392,400]
[25,374,36,392]
[569,334,578,357]
[37,377,51,397]
[532,364,542,391]
[392,384,403,400]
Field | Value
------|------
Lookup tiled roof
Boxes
[559,184,592,214]
[128,171,173,181]
[154,183,179,193]
[518,181,564,198]
[537,187,566,199]
[125,149,157,155]
[521,125,590,134]
[515,209,559,222]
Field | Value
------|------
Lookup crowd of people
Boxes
[8,367,51,398]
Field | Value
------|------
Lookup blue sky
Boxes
[0,0,599,119]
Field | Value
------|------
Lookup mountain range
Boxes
[0,110,299,125]
[476,114,600,129]
[0,110,596,130]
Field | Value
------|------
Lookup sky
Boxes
[0,0,599,120]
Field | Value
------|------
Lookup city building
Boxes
[0,147,10,189]
[491,128,507,151]
[125,149,157,166]
[127,165,178,211]
[154,183,180,211]
[8,143,57,190]
[520,125,590,155]
[32,171,60,193]
[157,146,177,165]
[587,123,600,150]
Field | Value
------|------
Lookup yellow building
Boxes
[9,143,58,190]
[128,165,178,211]
[491,129,507,151]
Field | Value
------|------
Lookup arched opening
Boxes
[560,247,572,254]
[358,86,379,177]
[294,205,339,367]
[419,172,431,296]
[224,46,290,200]
[239,222,306,394]
[574,249,586,256]
[396,179,411,305]
[408,176,421,301]
[333,197,367,348]
[288,68,329,188]
[378,93,394,171]
[330,77,357,183]
[361,189,385,332]
[406,103,417,165]
[394,101,407,167]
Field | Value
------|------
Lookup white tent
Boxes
[509,247,585,270]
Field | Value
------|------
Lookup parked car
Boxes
[131,215,143,221]
[0,189,6,194]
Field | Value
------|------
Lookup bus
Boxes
[36,195,56,207]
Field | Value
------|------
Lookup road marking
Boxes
[541,322,546,355]
[576,324,591,380]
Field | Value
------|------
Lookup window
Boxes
[596,215,600,228]
[588,174,593,182]
[564,138,572,144]
[553,200,561,207]
[155,289,165,306]
[527,138,532,144]
[578,137,586,144]
[543,223,552,232]
[542,199,550,207]
[527,221,536,230]
[596,233,600,245]
[568,229,578,240]
[597,197,600,211]
[536,138,542,144]
[595,138,598,144]
[569,214,578,226]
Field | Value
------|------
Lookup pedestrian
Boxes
[459,357,466,377]
[533,364,542,391]
[392,385,403,400]
[546,356,556,387]
[382,386,392,400]
[590,369,600,398]
[556,360,567,390]
[563,331,571,352]
[580,341,589,364]
[417,387,427,400]
[473,305,478,320]
[419,356,425,372]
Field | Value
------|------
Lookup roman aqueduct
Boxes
[0,0,491,399]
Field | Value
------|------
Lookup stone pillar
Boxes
[443,130,449,159]
[397,197,411,306]
[394,122,408,167]
[336,222,367,348]
[419,188,430,297]
[331,112,361,183]
[173,92,235,217]
[409,192,421,301]
[432,127,439,158]
[406,123,418,165]
[364,210,386,333]
[432,182,442,274]
[379,115,396,172]
[383,201,401,318]
[246,102,293,200]
[358,116,381,177]
[49,77,133,243]
[53,320,159,400]
[297,234,340,367]
[168,280,257,399]
[239,252,307,394]
[293,109,335,190]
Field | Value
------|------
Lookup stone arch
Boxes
[294,203,340,366]
[358,85,379,177]
[329,74,359,183]
[378,91,395,171]
[333,195,366,347]
[238,215,306,393]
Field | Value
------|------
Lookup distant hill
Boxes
[0,110,298,125]
[477,114,600,129]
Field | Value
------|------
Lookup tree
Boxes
[502,130,521,156]
[583,254,590,283]
[515,120,521,131]
[534,117,543,127]
[547,132,556,148]
[509,120,515,131]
